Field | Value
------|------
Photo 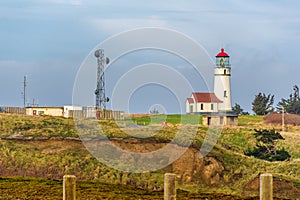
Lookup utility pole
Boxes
[23,76,27,108]
[282,106,285,132]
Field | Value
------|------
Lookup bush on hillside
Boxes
[264,112,300,126]
[245,129,291,162]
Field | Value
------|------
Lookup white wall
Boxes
[186,94,220,113]
[186,101,196,113]
[196,102,219,113]
[26,107,64,117]
[214,67,232,111]
[64,106,82,118]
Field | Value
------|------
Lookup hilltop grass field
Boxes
[0,113,300,199]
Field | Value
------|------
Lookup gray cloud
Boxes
[0,0,299,113]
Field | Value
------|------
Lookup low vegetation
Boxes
[245,129,291,161]
[0,113,300,199]
[0,114,77,138]
[123,114,202,125]
[0,176,258,200]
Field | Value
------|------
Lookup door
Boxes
[190,105,193,113]
[220,117,224,125]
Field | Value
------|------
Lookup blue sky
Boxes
[0,0,299,113]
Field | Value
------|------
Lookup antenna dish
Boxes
[94,50,101,58]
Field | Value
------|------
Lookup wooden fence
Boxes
[96,110,124,120]
[0,106,124,120]
[63,175,76,200]
[63,173,274,200]
[69,109,124,120]
[0,106,25,114]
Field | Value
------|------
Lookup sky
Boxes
[0,0,300,113]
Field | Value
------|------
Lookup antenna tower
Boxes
[94,49,109,110]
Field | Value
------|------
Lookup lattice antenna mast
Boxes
[94,49,109,110]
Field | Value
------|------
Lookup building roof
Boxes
[192,92,223,103]
[187,98,194,103]
[216,48,229,57]
[25,106,64,109]
[202,114,238,117]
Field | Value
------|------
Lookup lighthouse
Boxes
[214,48,232,112]
[186,48,234,114]
[185,48,238,125]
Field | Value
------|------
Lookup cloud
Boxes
[88,16,168,35]
[0,0,299,112]
[43,0,82,6]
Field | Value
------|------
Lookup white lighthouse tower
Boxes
[214,48,232,112]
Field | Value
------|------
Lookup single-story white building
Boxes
[186,92,223,114]
[63,105,83,118]
[26,106,64,117]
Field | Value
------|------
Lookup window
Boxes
[224,69,226,74]
[38,111,44,115]
[224,90,227,97]
[211,104,214,110]
[200,104,204,110]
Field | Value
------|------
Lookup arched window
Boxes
[224,69,226,75]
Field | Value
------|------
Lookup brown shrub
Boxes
[264,112,300,125]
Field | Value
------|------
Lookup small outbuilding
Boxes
[202,114,238,126]
[26,106,64,117]
[63,105,83,118]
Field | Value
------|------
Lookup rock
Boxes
[65,137,81,141]
[172,148,224,186]
[49,136,64,140]
[202,157,224,185]
[1,134,33,141]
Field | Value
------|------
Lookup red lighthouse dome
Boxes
[216,48,229,57]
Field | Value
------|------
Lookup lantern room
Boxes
[216,48,230,68]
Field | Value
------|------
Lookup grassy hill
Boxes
[0,113,300,199]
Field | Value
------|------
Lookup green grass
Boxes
[1,113,300,199]
[122,114,202,125]
[238,115,264,126]
[0,177,259,199]
[0,176,163,200]
[0,114,77,138]
[220,127,256,153]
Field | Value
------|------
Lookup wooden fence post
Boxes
[260,174,273,200]
[164,173,176,200]
[63,175,76,200]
